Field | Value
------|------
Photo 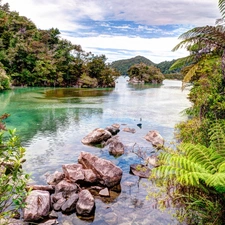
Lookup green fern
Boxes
[153,120,225,192]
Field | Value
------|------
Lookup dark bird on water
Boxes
[137,118,142,129]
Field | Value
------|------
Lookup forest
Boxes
[0,1,119,90]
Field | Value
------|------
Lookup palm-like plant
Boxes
[171,0,225,88]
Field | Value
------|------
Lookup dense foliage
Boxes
[0,114,29,224]
[0,1,119,89]
[127,63,165,84]
[150,1,225,224]
[110,55,155,75]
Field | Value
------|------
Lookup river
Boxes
[0,77,191,224]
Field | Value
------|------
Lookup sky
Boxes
[2,0,221,63]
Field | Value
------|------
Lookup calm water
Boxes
[0,77,191,224]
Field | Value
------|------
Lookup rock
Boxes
[27,184,54,192]
[144,130,164,147]
[49,210,58,219]
[99,188,110,197]
[105,124,120,135]
[130,164,151,178]
[53,197,67,211]
[146,155,159,167]
[62,164,84,182]
[55,180,78,195]
[81,128,112,145]
[106,136,124,156]
[83,169,98,183]
[23,190,50,221]
[76,190,95,216]
[46,171,65,185]
[61,193,79,213]
[108,140,124,157]
[123,127,136,133]
[78,152,123,188]
[0,219,24,225]
[51,192,64,203]
[39,219,58,225]
[128,77,145,84]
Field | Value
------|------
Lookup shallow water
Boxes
[0,77,191,224]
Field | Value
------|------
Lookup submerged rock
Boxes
[106,136,125,156]
[130,164,151,178]
[123,127,136,133]
[144,130,164,147]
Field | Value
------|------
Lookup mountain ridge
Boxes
[110,55,180,75]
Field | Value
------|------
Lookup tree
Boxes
[128,63,164,84]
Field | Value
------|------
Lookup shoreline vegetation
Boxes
[0,2,182,91]
[1,0,225,224]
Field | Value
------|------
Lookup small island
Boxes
[127,62,165,84]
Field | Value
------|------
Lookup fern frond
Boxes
[169,155,209,174]
[178,172,210,186]
[219,0,225,19]
[182,63,198,83]
[206,172,225,188]
[218,162,225,173]
[209,120,225,158]
[179,143,217,173]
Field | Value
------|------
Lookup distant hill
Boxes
[110,56,155,75]
[156,59,181,74]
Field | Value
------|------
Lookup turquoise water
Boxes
[0,77,191,224]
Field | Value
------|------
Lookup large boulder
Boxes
[78,152,123,188]
[76,190,95,216]
[144,130,164,147]
[62,164,84,182]
[23,190,50,221]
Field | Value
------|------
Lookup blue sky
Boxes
[2,0,221,63]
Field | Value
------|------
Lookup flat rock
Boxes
[123,127,136,133]
[99,188,110,197]
[81,128,112,145]
[130,164,151,178]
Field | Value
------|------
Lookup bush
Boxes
[0,68,10,90]
[0,115,29,223]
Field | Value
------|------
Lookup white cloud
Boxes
[2,0,220,62]
[63,34,188,63]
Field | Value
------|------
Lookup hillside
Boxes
[111,56,155,75]
[111,56,183,76]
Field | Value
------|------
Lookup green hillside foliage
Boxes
[156,59,180,74]
[0,2,119,90]
[127,63,165,84]
[110,55,155,75]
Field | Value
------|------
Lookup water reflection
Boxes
[0,77,191,224]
